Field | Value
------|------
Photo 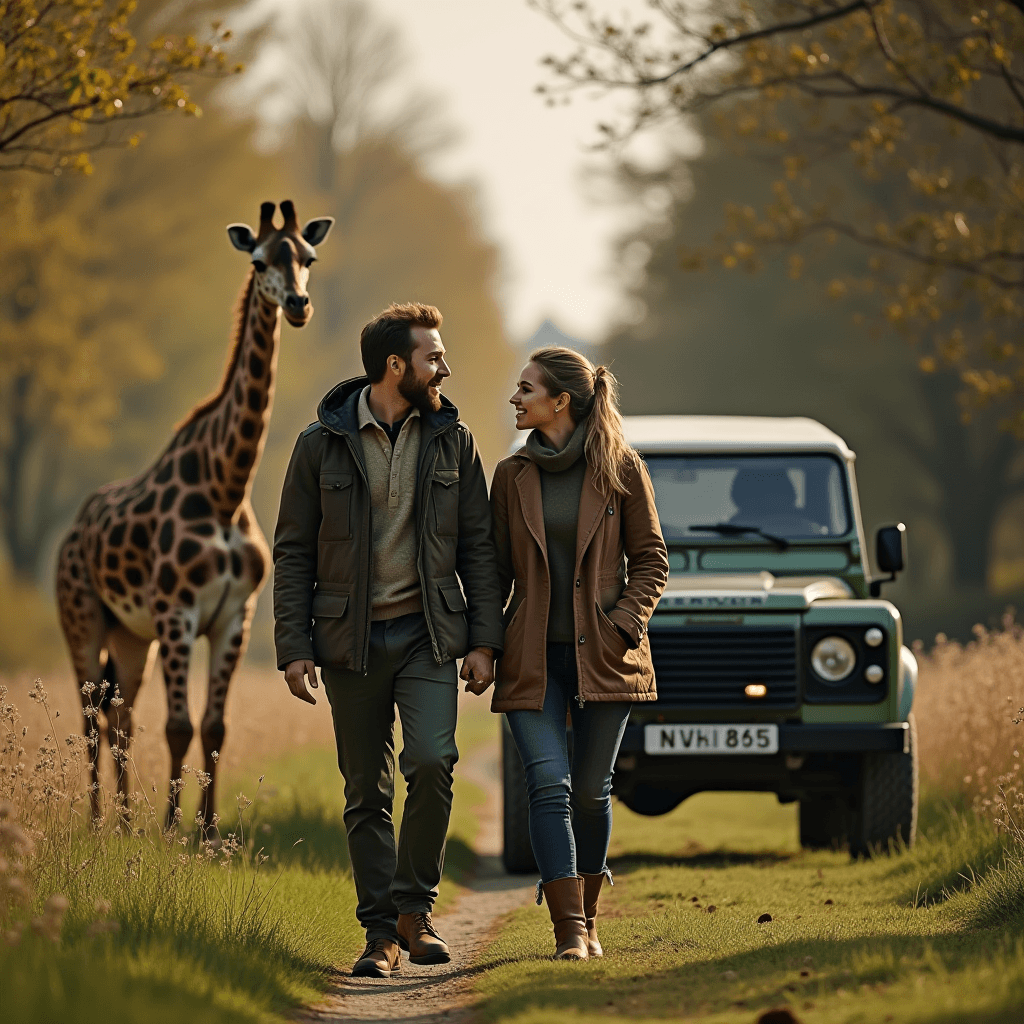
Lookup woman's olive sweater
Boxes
[525,425,587,644]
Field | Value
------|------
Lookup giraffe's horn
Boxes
[257,202,276,240]
[280,199,298,231]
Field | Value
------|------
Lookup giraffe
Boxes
[55,200,333,834]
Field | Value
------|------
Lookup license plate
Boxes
[644,723,779,755]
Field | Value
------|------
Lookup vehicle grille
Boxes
[648,626,799,708]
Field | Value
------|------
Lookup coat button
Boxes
[579,635,585,644]
[607,506,614,515]
[575,579,580,588]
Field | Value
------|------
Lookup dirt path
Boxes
[296,738,536,1024]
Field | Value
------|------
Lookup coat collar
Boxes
[512,453,609,570]
[317,374,459,438]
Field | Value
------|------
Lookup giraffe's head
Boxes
[227,201,334,328]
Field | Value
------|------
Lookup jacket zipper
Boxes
[339,431,373,675]
[417,445,443,666]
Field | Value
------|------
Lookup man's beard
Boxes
[398,366,443,414]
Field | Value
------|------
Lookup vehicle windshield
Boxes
[644,454,851,541]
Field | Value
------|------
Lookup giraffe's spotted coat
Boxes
[55,201,332,832]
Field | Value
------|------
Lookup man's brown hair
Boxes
[360,302,443,383]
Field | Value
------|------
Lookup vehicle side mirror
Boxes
[876,523,906,574]
[870,523,906,596]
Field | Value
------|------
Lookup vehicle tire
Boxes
[798,797,851,850]
[501,720,537,874]
[851,713,918,857]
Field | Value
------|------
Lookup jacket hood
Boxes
[317,375,461,437]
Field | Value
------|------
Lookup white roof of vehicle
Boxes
[622,416,855,459]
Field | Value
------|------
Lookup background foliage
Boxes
[0,0,515,668]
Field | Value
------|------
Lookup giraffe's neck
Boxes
[198,278,281,523]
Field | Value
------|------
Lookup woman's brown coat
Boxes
[490,448,669,711]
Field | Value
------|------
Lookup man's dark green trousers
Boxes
[321,611,458,941]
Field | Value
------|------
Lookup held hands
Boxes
[284,659,319,704]
[461,647,495,696]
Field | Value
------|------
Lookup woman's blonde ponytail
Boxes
[529,347,633,495]
[585,364,631,494]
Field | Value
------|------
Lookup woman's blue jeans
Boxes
[505,643,632,883]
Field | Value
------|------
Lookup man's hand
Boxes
[461,647,494,696]
[284,659,319,704]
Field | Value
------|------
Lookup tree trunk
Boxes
[914,372,1022,589]
[0,372,75,579]
[1,373,36,576]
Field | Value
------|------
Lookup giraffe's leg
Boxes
[56,535,107,822]
[152,603,200,831]
[103,625,156,821]
[200,600,254,839]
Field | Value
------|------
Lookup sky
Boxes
[368,0,650,344]
[231,0,682,345]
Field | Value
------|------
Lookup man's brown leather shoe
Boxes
[397,911,451,965]
[352,937,402,977]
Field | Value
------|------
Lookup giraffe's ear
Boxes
[301,217,334,247]
[227,223,256,253]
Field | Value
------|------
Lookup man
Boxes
[273,302,502,978]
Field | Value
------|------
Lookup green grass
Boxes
[472,789,1024,1024]
[1,692,493,1023]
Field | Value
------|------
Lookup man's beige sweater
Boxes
[357,386,423,620]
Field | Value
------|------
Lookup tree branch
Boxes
[636,1,870,87]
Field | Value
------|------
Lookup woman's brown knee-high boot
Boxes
[580,872,606,958]
[541,876,589,960]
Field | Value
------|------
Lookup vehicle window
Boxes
[644,455,851,540]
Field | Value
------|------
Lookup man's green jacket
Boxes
[273,375,504,673]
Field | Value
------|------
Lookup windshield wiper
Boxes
[689,523,790,550]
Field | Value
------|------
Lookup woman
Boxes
[482,346,668,960]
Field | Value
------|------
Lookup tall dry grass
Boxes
[1,651,336,818]
[0,676,279,947]
[0,668,363,1024]
[914,613,1024,858]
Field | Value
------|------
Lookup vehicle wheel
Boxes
[798,797,851,850]
[851,713,918,857]
[501,720,537,874]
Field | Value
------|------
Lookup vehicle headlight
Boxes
[811,636,856,682]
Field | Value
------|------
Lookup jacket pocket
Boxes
[438,577,467,613]
[319,473,353,540]
[596,602,631,656]
[431,469,459,536]
[496,597,526,689]
[311,586,354,666]
[431,575,468,660]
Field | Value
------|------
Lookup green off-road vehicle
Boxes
[502,416,918,869]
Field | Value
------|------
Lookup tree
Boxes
[533,1,1024,424]
[0,98,289,580]
[0,0,240,175]
[222,0,449,193]
[600,138,1024,621]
